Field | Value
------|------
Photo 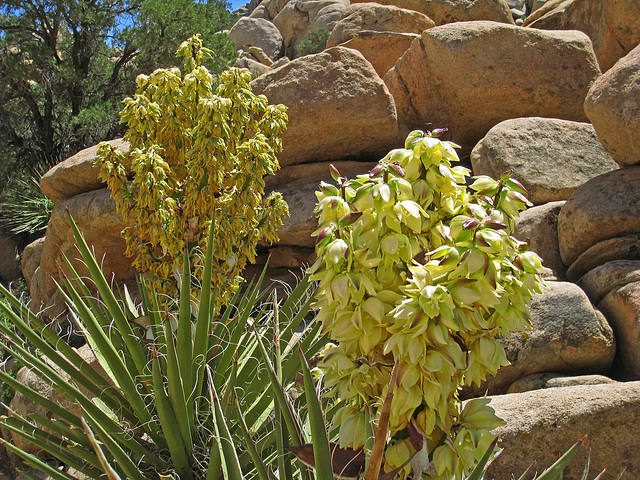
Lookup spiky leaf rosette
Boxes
[310,130,545,479]
[96,35,289,304]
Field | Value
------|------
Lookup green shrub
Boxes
[297,29,331,57]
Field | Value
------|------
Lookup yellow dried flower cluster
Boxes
[95,36,289,303]
[310,130,545,478]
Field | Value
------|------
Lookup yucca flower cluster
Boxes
[310,130,545,478]
[96,35,289,303]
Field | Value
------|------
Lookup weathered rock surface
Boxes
[470,118,618,205]
[557,167,640,267]
[236,54,272,77]
[577,260,640,305]
[486,382,640,479]
[339,31,419,77]
[523,0,640,72]
[325,3,435,47]
[584,44,640,168]
[228,16,284,61]
[39,139,130,206]
[566,235,640,283]
[463,282,615,397]
[29,189,134,320]
[514,201,566,281]
[385,21,600,155]
[273,0,349,58]
[507,373,617,394]
[352,0,514,25]
[20,237,45,294]
[251,47,399,167]
[598,281,640,380]
[249,0,290,20]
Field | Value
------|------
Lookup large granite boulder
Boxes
[272,0,349,58]
[39,139,130,206]
[507,373,617,394]
[598,281,640,381]
[470,118,618,205]
[351,0,514,25]
[325,3,435,47]
[514,201,566,281]
[251,47,399,168]
[249,0,291,20]
[486,381,640,479]
[463,281,615,397]
[584,44,640,168]
[577,260,640,304]
[566,235,640,283]
[523,0,640,72]
[228,17,285,61]
[557,167,640,267]
[28,189,135,321]
[337,31,419,77]
[385,21,600,155]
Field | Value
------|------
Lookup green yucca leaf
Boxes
[299,346,334,480]
[536,439,583,480]
[210,378,245,480]
[253,326,304,446]
[467,436,499,480]
[177,246,194,403]
[2,416,103,478]
[151,355,193,479]
[234,392,278,480]
[82,417,140,480]
[67,214,149,377]
[27,414,92,452]
[162,305,194,458]
[0,438,77,480]
[193,217,218,404]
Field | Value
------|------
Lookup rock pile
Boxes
[18,0,640,477]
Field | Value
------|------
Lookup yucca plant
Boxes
[0,213,328,480]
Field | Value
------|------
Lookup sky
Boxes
[229,0,248,12]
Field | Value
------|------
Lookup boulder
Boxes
[265,245,315,269]
[507,373,617,394]
[273,0,349,58]
[566,235,640,283]
[338,31,419,77]
[577,260,640,305]
[584,44,640,168]
[236,55,272,77]
[21,237,45,293]
[29,189,135,321]
[39,139,130,206]
[384,21,600,155]
[514,201,566,281]
[228,17,284,61]
[251,47,399,168]
[486,382,640,479]
[463,281,615,397]
[325,3,435,47]
[557,167,640,267]
[523,0,640,72]
[470,118,618,205]
[249,0,291,20]
[351,0,514,25]
[598,281,640,380]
